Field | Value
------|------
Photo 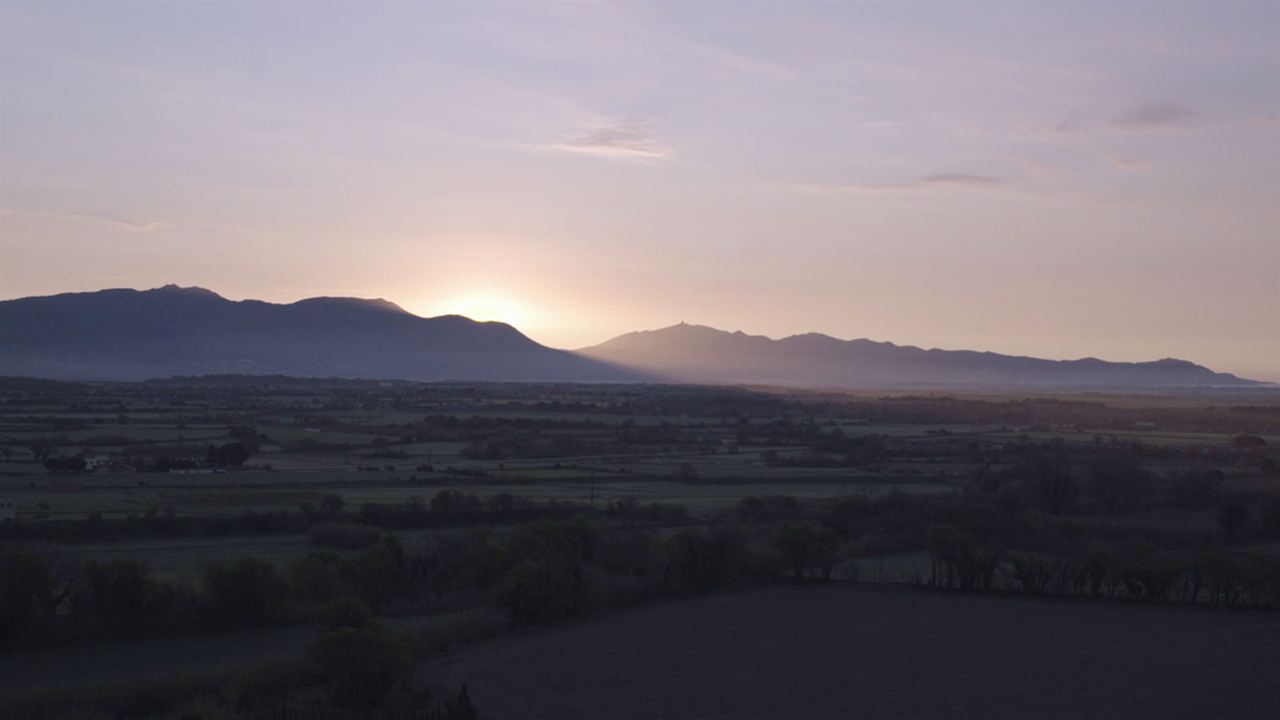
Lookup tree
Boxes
[1087,452,1145,514]
[430,490,482,522]
[310,626,412,707]
[1021,445,1075,514]
[207,442,251,467]
[812,527,843,580]
[0,553,62,646]
[348,536,406,611]
[77,559,155,637]
[1084,548,1118,598]
[1218,502,1250,543]
[448,684,477,720]
[498,556,583,625]
[289,552,346,604]
[775,522,818,580]
[44,455,86,473]
[1006,552,1053,595]
[324,597,375,630]
[319,494,346,518]
[1262,496,1280,540]
[202,556,286,627]
[663,527,747,594]
[1232,434,1268,450]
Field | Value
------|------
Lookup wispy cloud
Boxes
[1,207,163,231]
[550,119,668,160]
[799,173,1008,194]
[1110,102,1195,128]
[906,174,1005,189]
[1107,155,1146,169]
[1042,120,1078,135]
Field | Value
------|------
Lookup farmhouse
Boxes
[84,455,112,471]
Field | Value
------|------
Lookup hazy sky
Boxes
[2,2,1278,380]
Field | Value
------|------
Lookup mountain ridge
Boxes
[578,322,1257,389]
[0,285,633,382]
[0,287,1260,388]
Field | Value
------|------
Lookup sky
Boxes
[1,1,1278,381]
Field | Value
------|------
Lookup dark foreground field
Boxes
[430,584,1280,720]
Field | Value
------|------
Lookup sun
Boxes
[428,294,534,329]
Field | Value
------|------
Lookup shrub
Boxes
[498,555,586,625]
[774,522,841,581]
[202,557,287,627]
[72,559,159,639]
[0,552,59,647]
[324,597,376,630]
[346,536,407,611]
[309,522,380,550]
[309,626,412,707]
[664,527,751,594]
[289,552,346,604]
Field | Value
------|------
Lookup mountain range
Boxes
[0,285,1260,389]
[0,285,632,382]
[577,323,1255,389]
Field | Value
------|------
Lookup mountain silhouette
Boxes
[0,288,1258,388]
[578,322,1257,389]
[0,285,637,382]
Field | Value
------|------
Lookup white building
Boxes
[85,455,112,471]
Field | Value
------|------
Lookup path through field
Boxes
[429,584,1280,720]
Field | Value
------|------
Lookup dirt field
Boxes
[429,584,1280,720]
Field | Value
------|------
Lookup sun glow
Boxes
[427,294,535,329]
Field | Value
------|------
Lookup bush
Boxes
[410,531,510,599]
[0,552,59,647]
[346,536,407,611]
[309,522,380,550]
[309,626,412,707]
[407,607,507,655]
[498,556,586,625]
[71,559,165,640]
[289,552,346,604]
[664,527,751,594]
[323,597,376,630]
[202,557,287,628]
[774,522,841,581]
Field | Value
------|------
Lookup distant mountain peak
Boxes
[288,295,409,315]
[152,284,224,299]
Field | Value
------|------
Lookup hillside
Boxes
[1,288,1258,388]
[0,285,636,382]
[578,323,1256,389]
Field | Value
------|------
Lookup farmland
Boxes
[5,377,1278,526]
[3,376,1280,717]
[430,583,1280,720]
